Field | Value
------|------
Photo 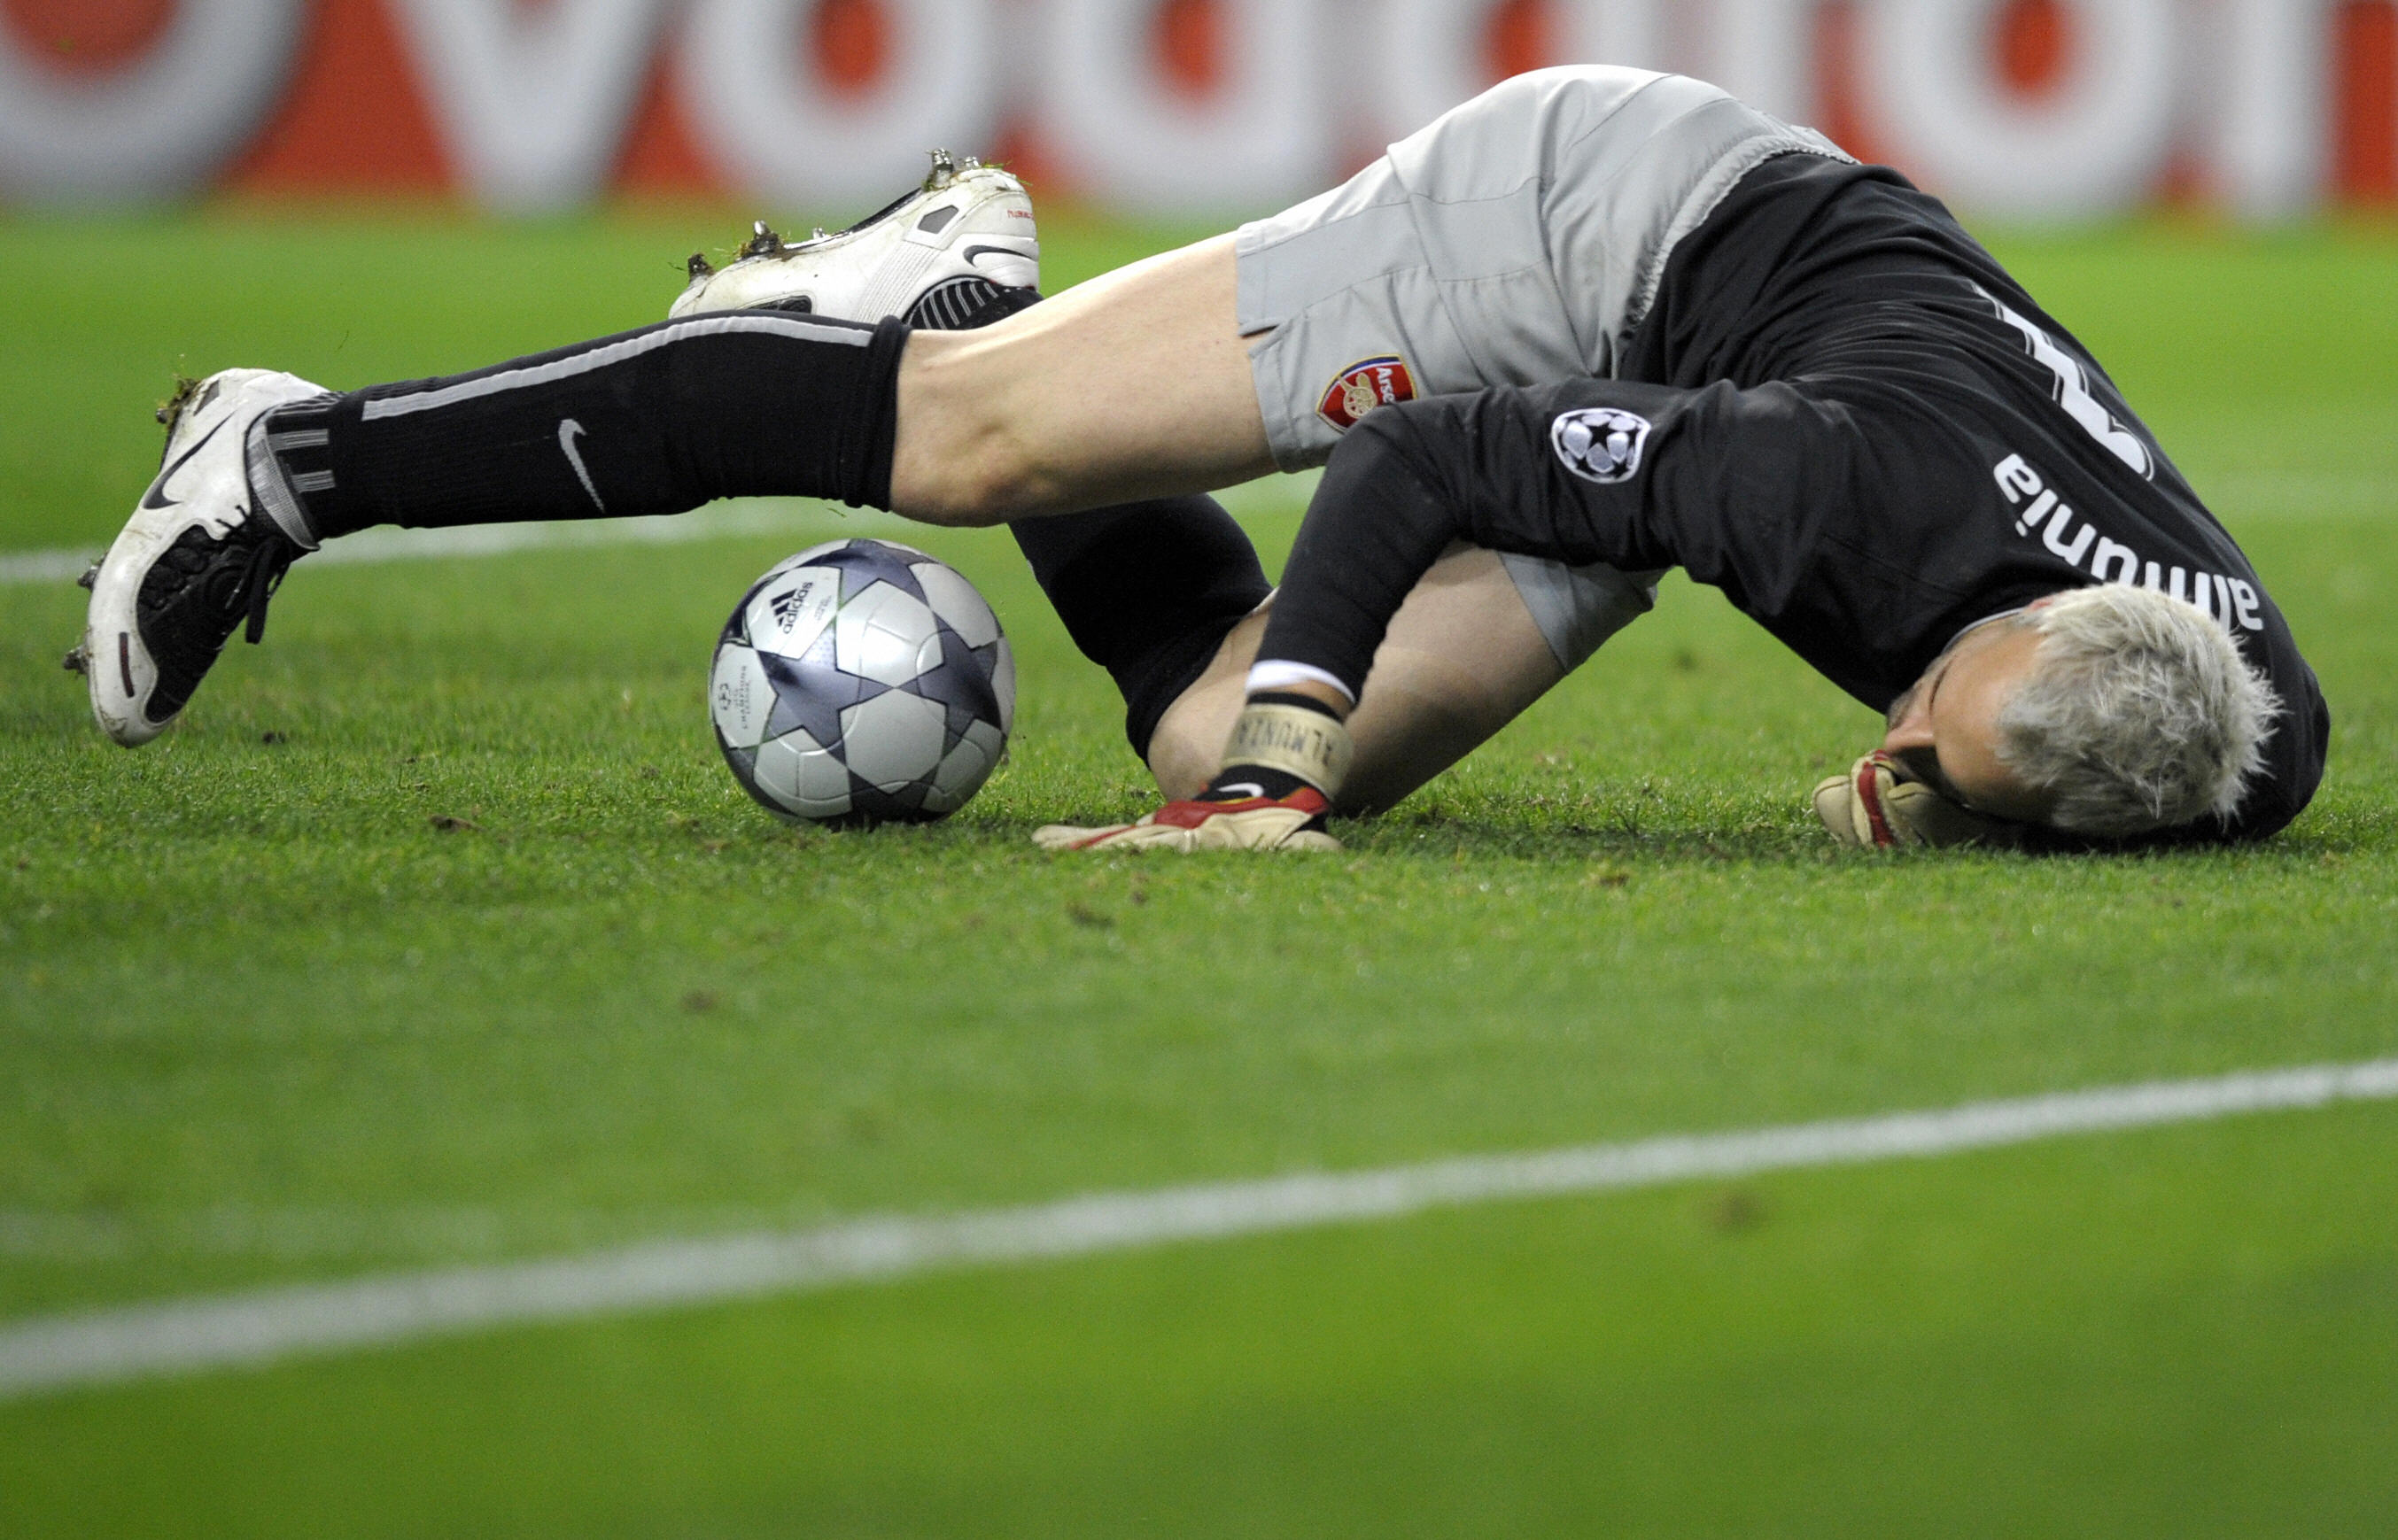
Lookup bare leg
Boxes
[888,236,1579,809]
[1146,546,1572,812]
[890,236,1273,524]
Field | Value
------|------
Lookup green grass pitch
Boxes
[2,205,2395,1536]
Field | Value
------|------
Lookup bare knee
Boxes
[1143,611,1263,799]
[889,397,1044,527]
[891,425,1046,527]
[1146,708,1229,801]
[883,256,1271,525]
[886,334,1048,526]
[1137,557,1567,812]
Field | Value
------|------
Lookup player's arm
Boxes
[1040,378,1866,852]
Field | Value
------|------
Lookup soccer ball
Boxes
[710,539,1014,824]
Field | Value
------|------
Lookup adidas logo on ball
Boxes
[768,579,819,633]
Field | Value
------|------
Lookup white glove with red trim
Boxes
[1035,697,1350,854]
[1812,751,2007,849]
[1032,785,1342,853]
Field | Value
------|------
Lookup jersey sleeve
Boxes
[1271,377,2324,843]
[1380,375,1973,706]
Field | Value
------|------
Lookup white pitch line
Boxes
[0,501,899,588]
[0,470,2378,588]
[4,1056,2395,1405]
[0,468,2379,588]
[0,474,1326,589]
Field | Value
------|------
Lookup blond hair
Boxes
[1995,585,2278,836]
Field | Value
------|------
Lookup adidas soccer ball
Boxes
[710,539,1014,824]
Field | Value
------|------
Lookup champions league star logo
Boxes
[1550,406,1652,484]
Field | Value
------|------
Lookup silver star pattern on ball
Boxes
[710,540,1014,825]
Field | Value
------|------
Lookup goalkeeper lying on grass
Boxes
[76,68,2324,852]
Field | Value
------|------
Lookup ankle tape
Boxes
[1223,700,1354,799]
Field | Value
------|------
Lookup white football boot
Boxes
[670,151,1039,327]
[72,368,328,747]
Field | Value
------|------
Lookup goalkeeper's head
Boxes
[1880,584,2279,840]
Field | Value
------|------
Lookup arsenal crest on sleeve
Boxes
[1550,406,1652,484]
[1316,355,1418,430]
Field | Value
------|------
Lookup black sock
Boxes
[1252,412,1460,702]
[265,290,1269,762]
[1010,497,1270,758]
[268,313,910,539]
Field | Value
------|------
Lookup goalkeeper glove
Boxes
[1034,696,1350,853]
[1812,751,2010,849]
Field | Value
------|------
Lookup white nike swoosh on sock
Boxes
[558,419,605,515]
